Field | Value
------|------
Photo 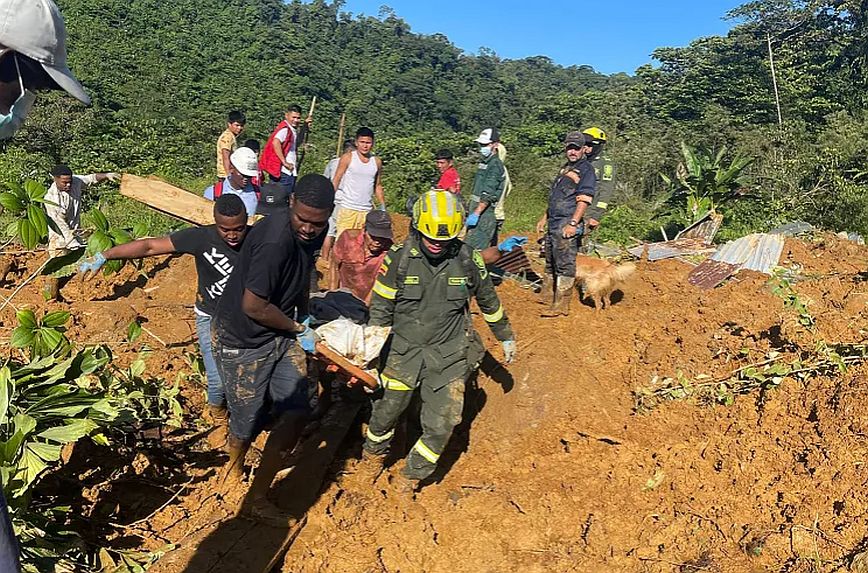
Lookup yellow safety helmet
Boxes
[582,127,608,145]
[413,190,465,241]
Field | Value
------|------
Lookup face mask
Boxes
[0,55,36,140]
[479,146,492,158]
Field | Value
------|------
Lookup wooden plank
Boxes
[120,174,214,226]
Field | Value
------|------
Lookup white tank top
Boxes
[336,151,378,210]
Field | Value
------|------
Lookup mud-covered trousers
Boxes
[363,367,466,481]
[545,219,583,280]
[213,334,311,443]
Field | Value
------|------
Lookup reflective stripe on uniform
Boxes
[413,439,440,463]
[381,373,412,391]
[597,201,608,209]
[482,304,504,323]
[372,280,397,300]
[366,427,395,443]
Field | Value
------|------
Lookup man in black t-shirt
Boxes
[78,195,249,445]
[213,174,334,525]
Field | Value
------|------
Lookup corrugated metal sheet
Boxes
[627,238,717,261]
[676,212,724,242]
[710,233,784,275]
[688,259,740,289]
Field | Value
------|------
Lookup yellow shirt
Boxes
[216,129,237,178]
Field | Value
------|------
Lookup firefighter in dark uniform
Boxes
[360,190,516,491]
[582,127,616,242]
[536,131,597,317]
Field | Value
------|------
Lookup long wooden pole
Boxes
[296,96,317,170]
[767,32,783,126]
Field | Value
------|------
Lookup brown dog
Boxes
[574,254,636,311]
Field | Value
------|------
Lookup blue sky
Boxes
[334,0,744,75]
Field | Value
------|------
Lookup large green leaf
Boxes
[13,413,36,438]
[20,445,50,487]
[87,230,112,255]
[26,205,48,240]
[16,309,37,330]
[9,327,35,349]
[88,209,109,233]
[41,311,70,329]
[0,367,10,425]
[35,328,64,356]
[0,192,23,213]
[37,419,98,444]
[17,219,39,250]
[23,180,46,202]
[27,442,61,462]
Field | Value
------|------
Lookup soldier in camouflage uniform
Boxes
[360,190,516,491]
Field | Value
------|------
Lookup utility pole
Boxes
[767,31,783,126]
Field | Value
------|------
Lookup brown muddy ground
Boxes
[1,231,867,573]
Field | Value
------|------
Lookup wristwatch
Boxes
[568,219,579,227]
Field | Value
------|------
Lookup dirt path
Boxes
[2,232,866,572]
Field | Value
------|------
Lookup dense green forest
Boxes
[4,0,868,240]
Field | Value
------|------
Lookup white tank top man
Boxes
[330,126,384,238]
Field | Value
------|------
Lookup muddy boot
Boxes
[389,470,418,498]
[42,277,60,302]
[559,287,574,316]
[540,287,562,317]
[353,449,387,485]
[206,405,229,449]
[218,435,248,491]
[537,274,555,306]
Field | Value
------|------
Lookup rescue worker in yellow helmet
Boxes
[582,127,616,236]
[360,190,516,491]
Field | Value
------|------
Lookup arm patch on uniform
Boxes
[472,250,488,280]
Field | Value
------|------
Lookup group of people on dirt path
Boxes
[2,2,622,556]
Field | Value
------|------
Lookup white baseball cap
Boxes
[0,0,90,105]
[230,147,259,177]
[475,127,500,145]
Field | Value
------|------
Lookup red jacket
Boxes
[260,120,293,179]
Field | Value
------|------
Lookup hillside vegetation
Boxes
[4,0,868,238]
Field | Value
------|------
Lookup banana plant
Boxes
[661,143,754,223]
[0,180,53,250]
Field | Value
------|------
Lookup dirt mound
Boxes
[2,231,866,572]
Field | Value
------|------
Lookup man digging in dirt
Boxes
[357,190,516,493]
[212,174,333,525]
[78,194,250,448]
[536,131,597,317]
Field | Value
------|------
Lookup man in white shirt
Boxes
[45,164,118,254]
[43,164,117,300]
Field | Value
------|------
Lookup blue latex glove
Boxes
[502,340,516,364]
[297,317,316,353]
[497,236,528,253]
[466,213,480,228]
[78,252,106,276]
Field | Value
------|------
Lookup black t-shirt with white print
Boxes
[169,225,246,316]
